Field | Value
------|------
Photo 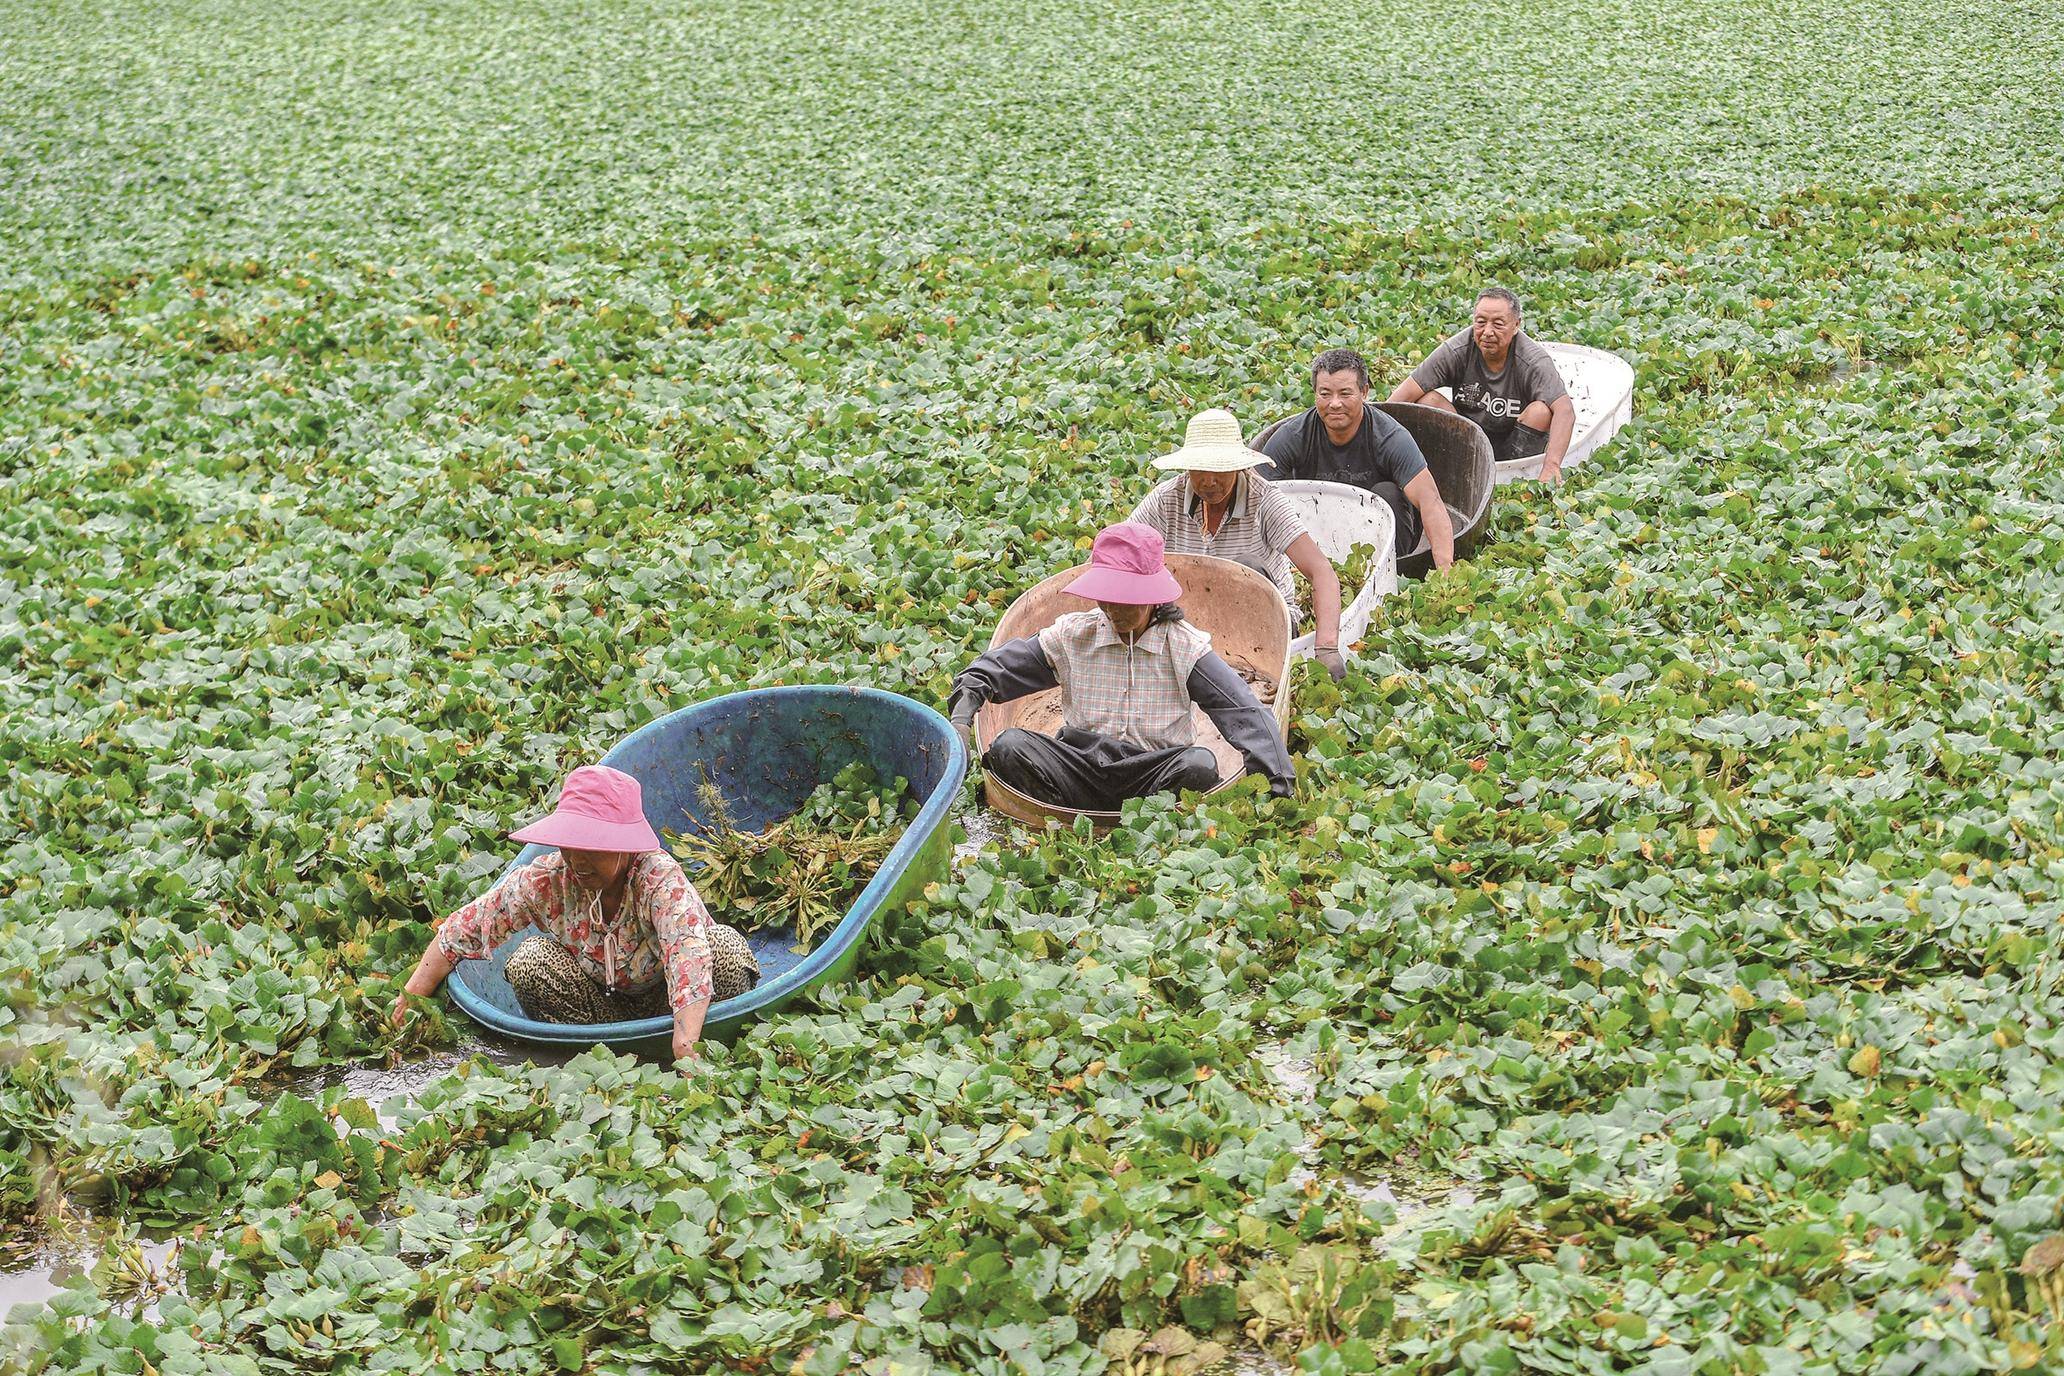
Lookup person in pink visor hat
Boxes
[389,764,757,1061]
[947,521,1294,812]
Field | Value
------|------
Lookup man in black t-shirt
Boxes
[1390,287,1576,480]
[1256,348,1456,570]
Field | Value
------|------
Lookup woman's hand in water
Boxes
[671,999,709,1066]
[389,976,430,1027]
[390,945,454,1026]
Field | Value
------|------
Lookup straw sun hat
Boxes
[1151,409,1269,473]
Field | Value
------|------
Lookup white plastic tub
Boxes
[1428,341,1635,485]
[1492,342,1635,485]
[1273,479,1397,660]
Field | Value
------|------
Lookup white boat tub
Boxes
[1273,479,1397,660]
[1431,341,1636,485]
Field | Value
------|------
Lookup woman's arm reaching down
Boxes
[390,861,556,1025]
[1286,532,1344,679]
[648,860,717,1063]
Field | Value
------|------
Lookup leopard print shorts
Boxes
[503,925,761,1024]
[504,935,669,1024]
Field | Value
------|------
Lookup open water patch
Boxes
[1254,1039,1319,1104]
[0,1219,179,1321]
[1255,1038,1475,1224]
[952,806,1046,868]
[258,1024,558,1131]
[953,807,1009,866]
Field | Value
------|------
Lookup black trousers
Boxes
[986,727,1220,812]
[1371,481,1423,555]
[1490,423,1550,466]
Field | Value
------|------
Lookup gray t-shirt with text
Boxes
[1408,329,1568,443]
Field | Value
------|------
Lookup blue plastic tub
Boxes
[446,686,966,1054]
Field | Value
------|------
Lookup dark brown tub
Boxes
[1252,403,1495,580]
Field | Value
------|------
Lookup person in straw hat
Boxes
[389,763,758,1062]
[946,521,1295,813]
[1130,408,1348,682]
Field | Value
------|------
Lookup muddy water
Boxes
[954,804,1043,865]
[265,1024,566,1131]
[0,1227,179,1318]
[954,806,1007,863]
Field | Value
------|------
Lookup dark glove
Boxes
[947,689,981,756]
[1314,646,1347,682]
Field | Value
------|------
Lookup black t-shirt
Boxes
[1408,329,1567,443]
[1255,405,1429,491]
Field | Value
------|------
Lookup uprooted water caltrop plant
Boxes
[4,0,2064,1370]
[669,763,917,950]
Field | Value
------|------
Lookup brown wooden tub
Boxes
[974,553,1293,830]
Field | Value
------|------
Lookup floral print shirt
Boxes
[436,850,714,1014]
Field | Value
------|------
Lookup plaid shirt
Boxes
[437,850,715,1014]
[1130,472,1309,603]
[1036,609,1213,749]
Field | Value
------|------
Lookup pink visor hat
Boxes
[1063,521,1185,605]
[510,764,663,853]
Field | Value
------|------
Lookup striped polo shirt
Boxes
[1129,472,1308,604]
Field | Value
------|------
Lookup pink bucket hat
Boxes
[1063,521,1184,606]
[510,764,662,853]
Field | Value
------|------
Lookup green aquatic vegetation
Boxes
[667,764,916,948]
[1337,543,1382,602]
[5,0,2064,1370]
[1238,1242,1394,1352]
[1295,541,1384,637]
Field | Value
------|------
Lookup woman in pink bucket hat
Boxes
[389,764,757,1060]
[945,521,1294,812]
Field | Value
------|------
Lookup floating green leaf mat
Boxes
[1296,541,1384,636]
[6,0,2064,1370]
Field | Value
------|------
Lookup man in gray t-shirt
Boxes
[1390,288,1576,481]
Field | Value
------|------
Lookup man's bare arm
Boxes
[1404,470,1455,570]
[1540,396,1577,481]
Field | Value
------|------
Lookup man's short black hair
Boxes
[1310,348,1370,389]
[1476,286,1523,316]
